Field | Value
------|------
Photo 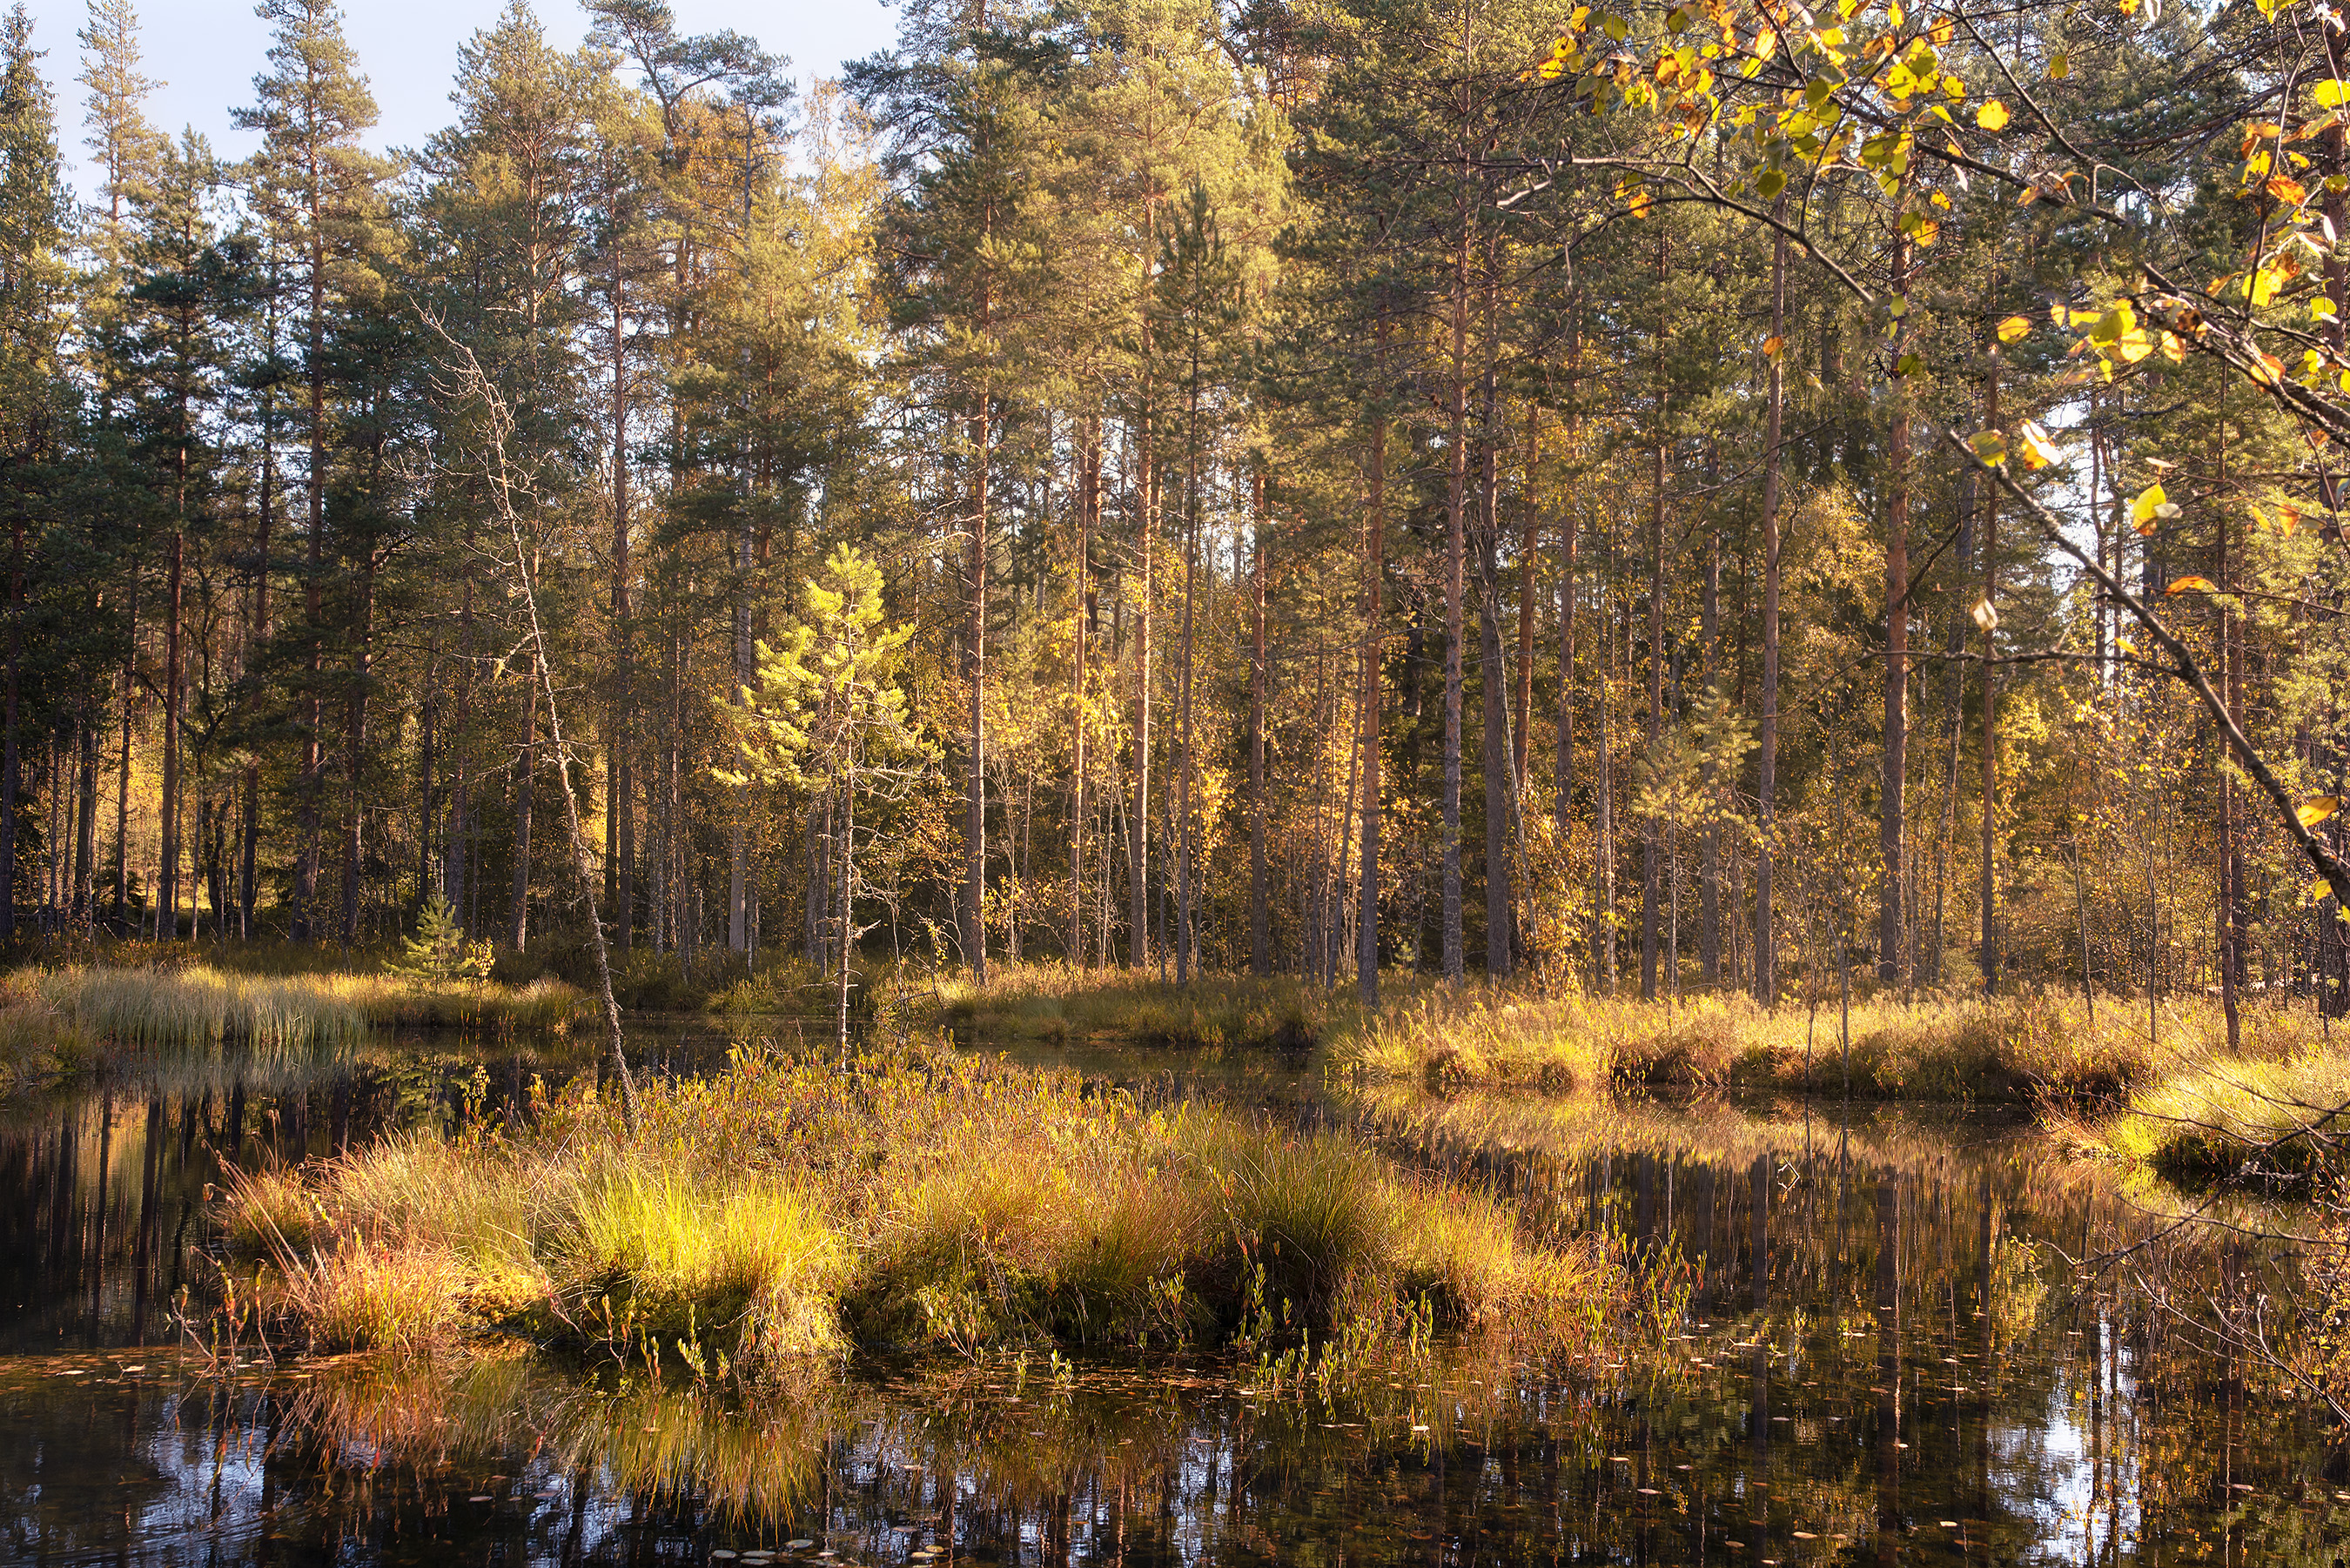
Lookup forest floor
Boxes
[219,1042,1628,1375]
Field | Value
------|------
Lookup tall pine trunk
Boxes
[159,520,183,941]
[609,267,634,949]
[1979,345,2001,994]
[1475,287,1513,978]
[510,653,537,952]
[1642,226,1668,1002]
[1440,164,1470,984]
[1128,412,1152,968]
[339,553,374,943]
[965,385,989,982]
[1071,413,1098,967]
[1357,317,1388,1007]
[293,240,326,942]
[1878,215,1915,986]
[1249,464,1268,976]
[1754,220,1786,1002]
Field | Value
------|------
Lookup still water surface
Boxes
[3,1029,2347,1564]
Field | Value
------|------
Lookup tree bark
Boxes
[293,226,326,942]
[1249,463,1269,976]
[1879,218,1916,986]
[1440,168,1470,985]
[1357,317,1388,1008]
[1071,413,1097,968]
[609,261,634,949]
[1642,225,1668,1002]
[158,523,183,941]
[1514,405,1539,794]
[1475,290,1514,978]
[1980,347,2001,995]
[965,389,989,982]
[340,553,374,944]
[1,506,20,938]
[510,652,537,952]
[1128,415,1152,969]
[1699,470,1720,988]
[1754,219,1787,1002]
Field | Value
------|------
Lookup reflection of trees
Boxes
[0,1038,708,1350]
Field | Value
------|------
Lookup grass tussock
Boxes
[1344,987,2325,1104]
[18,964,584,1056]
[930,962,1339,1049]
[2075,1038,2350,1188]
[220,1045,1622,1374]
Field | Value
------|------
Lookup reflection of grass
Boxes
[1341,988,2315,1104]
[224,1045,1622,1373]
[280,1339,1543,1527]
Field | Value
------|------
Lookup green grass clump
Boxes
[1341,986,2313,1105]
[222,1045,1621,1374]
[2085,1043,2350,1188]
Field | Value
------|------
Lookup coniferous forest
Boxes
[0,0,2346,1027]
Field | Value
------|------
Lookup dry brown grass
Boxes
[1341,986,2320,1104]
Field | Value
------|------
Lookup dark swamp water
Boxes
[4,1029,2349,1565]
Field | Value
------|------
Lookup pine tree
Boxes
[233,0,393,942]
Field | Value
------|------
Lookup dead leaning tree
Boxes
[424,314,641,1130]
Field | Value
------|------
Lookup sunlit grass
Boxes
[2079,1040,2350,1187]
[14,964,584,1058]
[222,1043,1625,1375]
[928,961,1347,1049]
[1340,987,2319,1104]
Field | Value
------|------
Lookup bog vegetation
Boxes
[219,1046,1620,1370]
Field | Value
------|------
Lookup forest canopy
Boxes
[0,0,2341,1031]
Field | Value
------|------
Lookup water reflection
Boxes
[4,1046,2350,1563]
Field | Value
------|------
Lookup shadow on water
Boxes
[3,1026,2350,1563]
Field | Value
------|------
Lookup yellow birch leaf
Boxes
[2165,574,2215,594]
[2017,419,2060,469]
[2300,795,2341,829]
[1976,100,2010,131]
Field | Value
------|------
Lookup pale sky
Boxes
[20,0,903,200]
